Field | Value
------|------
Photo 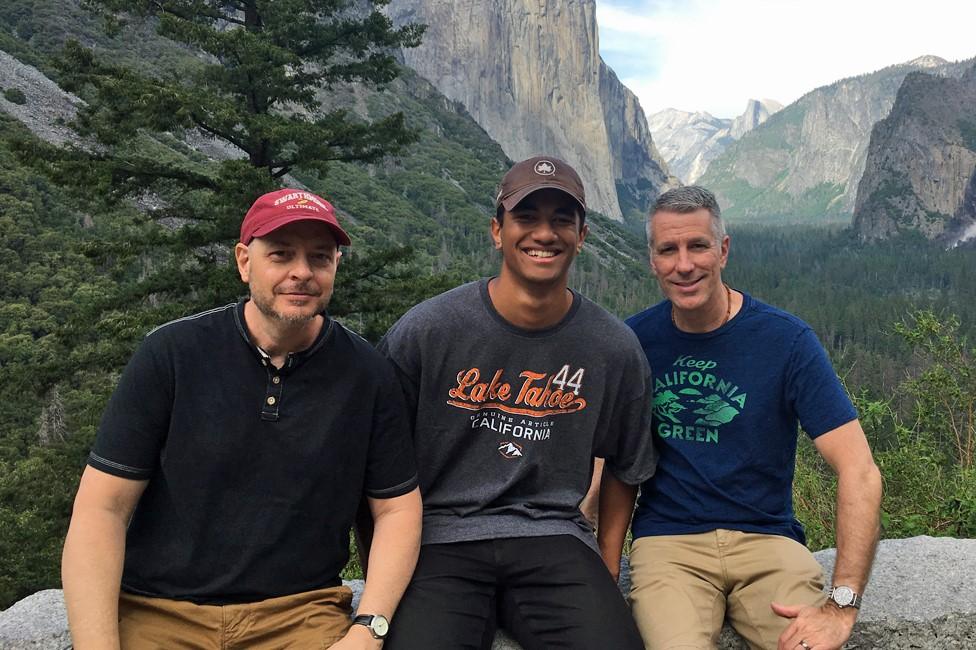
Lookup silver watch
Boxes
[828,585,861,609]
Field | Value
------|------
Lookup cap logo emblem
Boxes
[534,160,556,176]
[273,191,331,212]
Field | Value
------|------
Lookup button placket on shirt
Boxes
[260,356,285,422]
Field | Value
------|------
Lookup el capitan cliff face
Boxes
[385,0,676,221]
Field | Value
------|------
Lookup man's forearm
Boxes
[596,470,638,581]
[579,457,605,527]
[831,461,882,594]
[355,489,422,620]
[62,510,127,649]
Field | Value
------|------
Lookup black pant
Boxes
[385,535,644,650]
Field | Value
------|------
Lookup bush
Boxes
[794,310,976,548]
[3,87,27,105]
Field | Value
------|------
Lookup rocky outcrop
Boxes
[649,109,733,184]
[0,591,69,650]
[853,64,976,244]
[649,99,782,183]
[598,62,675,220]
[385,0,677,221]
[5,537,974,649]
[0,50,82,146]
[730,98,784,140]
[700,56,975,222]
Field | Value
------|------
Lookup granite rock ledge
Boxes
[1,536,973,649]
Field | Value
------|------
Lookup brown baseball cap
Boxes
[240,188,351,246]
[495,156,586,213]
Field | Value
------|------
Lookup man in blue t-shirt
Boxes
[626,186,882,650]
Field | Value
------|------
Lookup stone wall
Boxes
[2,537,974,649]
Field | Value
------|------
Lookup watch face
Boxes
[832,586,855,606]
[372,615,390,637]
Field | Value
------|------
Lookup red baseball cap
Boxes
[239,189,351,246]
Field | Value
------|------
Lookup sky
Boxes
[596,0,976,119]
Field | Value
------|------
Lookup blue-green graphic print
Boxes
[652,355,746,444]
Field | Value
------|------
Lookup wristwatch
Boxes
[352,613,390,639]
[828,585,862,609]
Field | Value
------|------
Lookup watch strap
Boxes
[352,614,389,639]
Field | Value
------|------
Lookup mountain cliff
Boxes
[730,98,784,139]
[853,64,976,244]
[384,0,676,221]
[0,1,659,314]
[699,56,974,221]
[648,99,781,183]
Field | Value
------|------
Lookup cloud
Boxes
[597,0,976,118]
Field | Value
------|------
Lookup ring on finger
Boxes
[799,641,812,650]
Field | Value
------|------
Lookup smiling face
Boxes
[234,220,341,325]
[649,208,729,316]
[491,188,587,292]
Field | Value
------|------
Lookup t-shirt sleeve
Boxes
[594,345,658,486]
[88,334,174,480]
[363,359,419,499]
[787,327,858,439]
[376,317,422,435]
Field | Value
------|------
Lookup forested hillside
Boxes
[1,0,974,610]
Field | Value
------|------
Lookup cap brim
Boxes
[499,183,586,213]
[247,214,351,246]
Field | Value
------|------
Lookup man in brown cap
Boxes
[378,157,656,649]
[62,189,421,649]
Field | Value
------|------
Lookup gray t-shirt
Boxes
[378,279,656,551]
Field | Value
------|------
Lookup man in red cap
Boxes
[62,189,421,649]
[378,157,655,649]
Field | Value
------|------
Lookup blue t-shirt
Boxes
[626,293,856,545]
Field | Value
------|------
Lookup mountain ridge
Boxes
[699,55,975,222]
[648,99,782,183]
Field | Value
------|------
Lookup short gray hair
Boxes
[647,186,726,249]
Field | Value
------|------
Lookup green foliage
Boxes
[864,175,912,210]
[792,436,836,551]
[330,246,459,343]
[724,225,976,396]
[1,0,438,377]
[960,119,976,151]
[3,87,27,104]
[62,1,422,176]
[0,437,90,607]
[794,310,976,550]
[893,311,975,469]
[736,103,804,151]
[720,182,848,223]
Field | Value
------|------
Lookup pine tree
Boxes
[20,0,430,353]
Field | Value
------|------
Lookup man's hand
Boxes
[771,601,856,650]
[328,623,383,650]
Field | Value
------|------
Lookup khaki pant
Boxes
[118,585,353,649]
[629,530,826,650]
